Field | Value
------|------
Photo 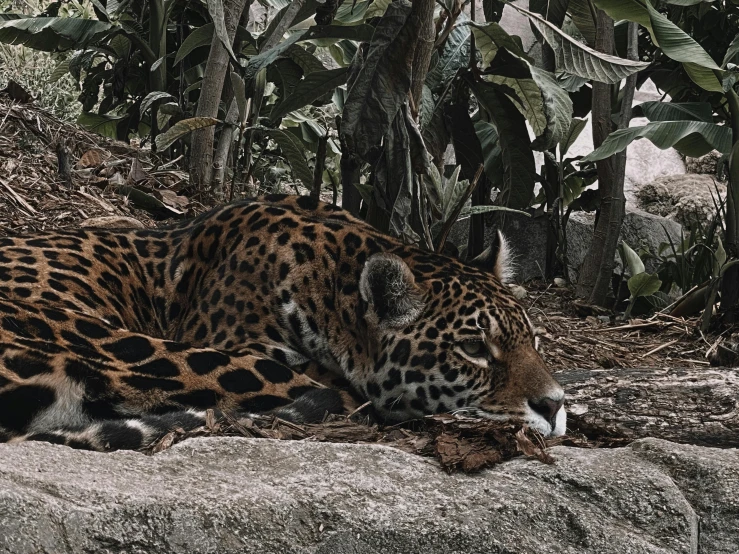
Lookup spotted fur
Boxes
[0,195,565,450]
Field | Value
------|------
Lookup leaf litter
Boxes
[146,411,628,474]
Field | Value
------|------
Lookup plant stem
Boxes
[720,87,739,322]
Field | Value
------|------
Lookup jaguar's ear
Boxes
[359,253,425,329]
[469,229,515,283]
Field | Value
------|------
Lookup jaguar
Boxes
[0,194,566,451]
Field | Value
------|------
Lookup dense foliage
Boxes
[0,0,736,321]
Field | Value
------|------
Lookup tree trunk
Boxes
[188,0,251,196]
[408,0,435,116]
[148,0,167,151]
[212,99,240,197]
[211,6,253,200]
[558,366,739,448]
[575,15,636,305]
[720,90,739,324]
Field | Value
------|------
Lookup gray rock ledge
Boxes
[0,437,736,554]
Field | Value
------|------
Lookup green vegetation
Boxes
[0,0,736,325]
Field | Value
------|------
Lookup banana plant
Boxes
[0,0,184,140]
[619,241,663,319]
[587,0,739,322]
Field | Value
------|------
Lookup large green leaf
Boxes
[627,272,662,298]
[425,13,470,92]
[286,44,327,74]
[634,101,714,123]
[529,0,570,27]
[421,82,454,167]
[469,21,528,69]
[567,0,597,46]
[620,241,645,275]
[722,34,739,68]
[77,111,124,139]
[474,120,503,192]
[366,0,392,18]
[262,128,314,186]
[49,59,70,82]
[371,105,419,240]
[270,67,348,122]
[487,51,572,150]
[592,0,725,91]
[231,71,247,124]
[510,4,649,83]
[174,23,215,65]
[207,0,238,64]
[560,117,588,156]
[489,73,548,138]
[244,30,308,85]
[0,17,112,51]
[334,0,370,24]
[140,91,176,116]
[245,24,363,87]
[582,120,732,161]
[340,1,415,161]
[529,65,573,150]
[440,166,466,223]
[261,0,318,41]
[468,79,537,210]
[174,24,252,65]
[457,205,528,219]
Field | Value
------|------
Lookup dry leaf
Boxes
[435,433,502,473]
[157,188,190,211]
[515,429,555,464]
[127,158,149,184]
[77,149,110,169]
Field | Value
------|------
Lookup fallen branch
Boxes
[558,366,739,447]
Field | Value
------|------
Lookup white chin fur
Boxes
[526,406,567,437]
[551,407,567,437]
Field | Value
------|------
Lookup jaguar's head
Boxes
[357,232,566,437]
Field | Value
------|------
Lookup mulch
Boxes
[145,410,627,474]
[525,282,733,372]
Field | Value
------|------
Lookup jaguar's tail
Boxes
[9,388,347,451]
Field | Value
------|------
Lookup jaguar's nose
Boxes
[528,396,564,428]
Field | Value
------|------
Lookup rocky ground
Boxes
[1,437,737,554]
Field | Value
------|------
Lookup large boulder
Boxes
[0,437,736,554]
[635,174,727,229]
[451,207,682,282]
[562,117,686,209]
[684,151,724,177]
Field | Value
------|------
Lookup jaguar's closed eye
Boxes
[461,340,487,357]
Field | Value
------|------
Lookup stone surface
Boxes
[450,207,682,282]
[530,84,685,210]
[636,174,726,229]
[567,209,683,278]
[1,437,735,554]
[563,116,687,208]
[684,150,724,177]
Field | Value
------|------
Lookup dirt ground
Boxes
[0,92,734,471]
